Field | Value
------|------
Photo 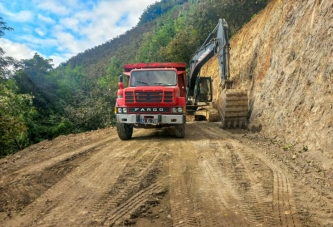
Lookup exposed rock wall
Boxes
[201,0,333,170]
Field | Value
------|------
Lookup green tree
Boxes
[0,79,35,155]
[0,17,17,78]
[21,53,54,77]
[0,17,35,155]
[138,0,188,25]
[13,54,74,144]
[65,56,121,129]
[15,53,57,113]
[99,56,121,89]
[136,19,177,62]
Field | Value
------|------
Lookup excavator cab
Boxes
[187,76,219,122]
[195,77,213,103]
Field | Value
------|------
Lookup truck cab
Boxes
[115,62,187,140]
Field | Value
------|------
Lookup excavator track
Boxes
[194,106,220,122]
[218,89,248,128]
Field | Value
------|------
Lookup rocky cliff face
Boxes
[201,0,332,170]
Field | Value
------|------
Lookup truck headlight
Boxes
[117,108,122,114]
[122,108,127,113]
[178,107,183,113]
[172,107,177,113]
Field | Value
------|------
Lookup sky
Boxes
[0,0,157,67]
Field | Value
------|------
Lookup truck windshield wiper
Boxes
[136,80,149,85]
[154,82,174,85]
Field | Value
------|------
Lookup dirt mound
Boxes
[201,0,332,171]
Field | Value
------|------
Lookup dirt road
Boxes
[0,122,332,226]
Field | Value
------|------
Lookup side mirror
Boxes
[118,74,124,89]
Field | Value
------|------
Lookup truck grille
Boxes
[125,90,174,103]
[164,91,173,103]
[125,92,134,103]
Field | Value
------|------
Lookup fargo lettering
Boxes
[130,107,170,113]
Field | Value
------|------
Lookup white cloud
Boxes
[0,38,35,60]
[0,3,34,22]
[19,35,58,48]
[0,38,68,67]
[55,32,80,52]
[1,0,158,66]
[52,24,85,54]
[35,28,46,36]
[14,11,34,22]
[37,14,56,24]
[56,0,157,52]
[37,1,70,15]
[60,18,80,32]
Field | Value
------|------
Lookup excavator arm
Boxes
[187,19,231,104]
[186,19,248,128]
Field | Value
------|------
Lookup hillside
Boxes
[201,0,332,171]
[63,0,270,78]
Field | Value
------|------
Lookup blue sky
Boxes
[0,0,157,67]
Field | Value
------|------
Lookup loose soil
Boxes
[1,122,332,226]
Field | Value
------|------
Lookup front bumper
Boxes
[116,114,185,124]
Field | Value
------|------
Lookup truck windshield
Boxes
[130,70,176,87]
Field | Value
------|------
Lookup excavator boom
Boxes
[187,19,230,100]
[186,19,248,128]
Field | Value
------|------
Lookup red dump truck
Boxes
[115,62,187,140]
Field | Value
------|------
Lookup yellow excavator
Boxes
[186,19,248,128]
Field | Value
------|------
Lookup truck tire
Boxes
[174,123,185,138]
[116,123,133,140]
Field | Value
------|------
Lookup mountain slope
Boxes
[63,0,270,78]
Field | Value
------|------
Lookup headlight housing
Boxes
[172,107,184,113]
[116,107,127,114]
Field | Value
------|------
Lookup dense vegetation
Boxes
[0,0,270,156]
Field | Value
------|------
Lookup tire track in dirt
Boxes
[196,153,249,226]
[2,137,135,227]
[188,139,251,226]
[0,136,113,185]
[0,123,307,226]
[223,138,302,227]
[39,141,142,227]
[220,141,274,225]
[105,182,166,226]
[0,129,113,177]
[198,123,301,226]
[189,125,250,226]
[86,142,167,226]
[167,126,251,227]
[254,151,302,227]
[0,136,114,218]
[237,131,333,226]
[168,142,200,227]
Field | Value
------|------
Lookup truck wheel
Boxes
[174,123,185,138]
[116,123,133,140]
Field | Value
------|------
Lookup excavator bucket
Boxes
[218,89,248,128]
